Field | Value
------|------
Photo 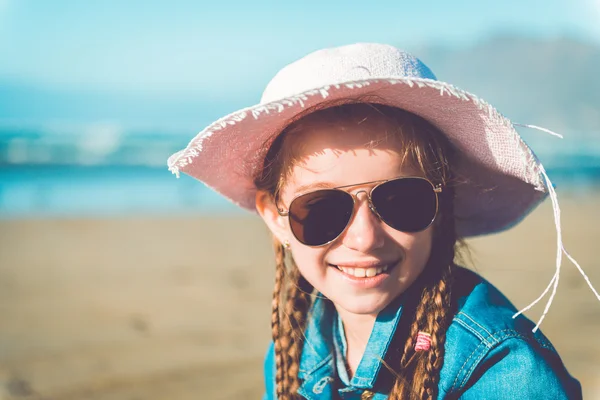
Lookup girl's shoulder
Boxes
[440,266,582,399]
[449,266,551,345]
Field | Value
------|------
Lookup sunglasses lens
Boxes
[371,178,438,232]
[289,190,354,246]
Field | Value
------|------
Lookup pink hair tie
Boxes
[415,331,431,351]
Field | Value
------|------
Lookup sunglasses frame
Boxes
[277,176,443,247]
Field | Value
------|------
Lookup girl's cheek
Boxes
[292,248,329,277]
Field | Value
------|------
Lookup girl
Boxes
[168,43,596,399]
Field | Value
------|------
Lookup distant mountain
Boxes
[2,35,598,135]
[414,35,600,136]
[0,35,598,169]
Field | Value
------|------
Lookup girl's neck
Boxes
[335,307,377,378]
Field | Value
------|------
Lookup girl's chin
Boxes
[332,295,395,316]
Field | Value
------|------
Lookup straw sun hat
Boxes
[168,42,548,238]
[168,42,600,331]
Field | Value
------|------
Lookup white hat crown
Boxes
[260,43,437,104]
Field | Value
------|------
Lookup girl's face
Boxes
[257,115,434,317]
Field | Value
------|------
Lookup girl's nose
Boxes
[339,192,385,252]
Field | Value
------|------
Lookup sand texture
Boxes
[1,191,599,399]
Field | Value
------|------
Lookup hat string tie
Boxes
[512,123,600,332]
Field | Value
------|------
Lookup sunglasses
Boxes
[277,177,443,247]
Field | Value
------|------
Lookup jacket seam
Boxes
[458,342,492,389]
[453,330,560,391]
[454,318,485,342]
[491,330,556,352]
[454,312,555,352]
[453,316,486,343]
[451,340,490,391]
[457,311,499,346]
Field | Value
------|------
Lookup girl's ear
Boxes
[256,190,288,244]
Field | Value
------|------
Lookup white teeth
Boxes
[354,268,366,278]
[335,264,392,278]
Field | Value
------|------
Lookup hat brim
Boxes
[168,77,547,237]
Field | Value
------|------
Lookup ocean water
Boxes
[0,165,242,218]
[2,120,599,218]
[1,163,599,218]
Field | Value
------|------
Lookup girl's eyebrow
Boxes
[293,177,394,196]
[293,181,337,195]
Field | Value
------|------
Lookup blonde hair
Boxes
[254,102,460,399]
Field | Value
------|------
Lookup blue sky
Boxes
[1,0,599,100]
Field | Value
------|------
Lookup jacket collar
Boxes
[298,294,405,394]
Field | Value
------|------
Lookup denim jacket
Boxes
[263,267,582,399]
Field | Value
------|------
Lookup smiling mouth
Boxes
[328,261,399,278]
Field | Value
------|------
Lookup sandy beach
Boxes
[1,190,599,399]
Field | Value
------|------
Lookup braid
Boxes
[389,283,437,400]
[284,267,313,396]
[399,292,429,369]
[420,185,457,399]
[421,264,453,399]
[388,184,457,400]
[271,237,314,399]
[272,239,286,398]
